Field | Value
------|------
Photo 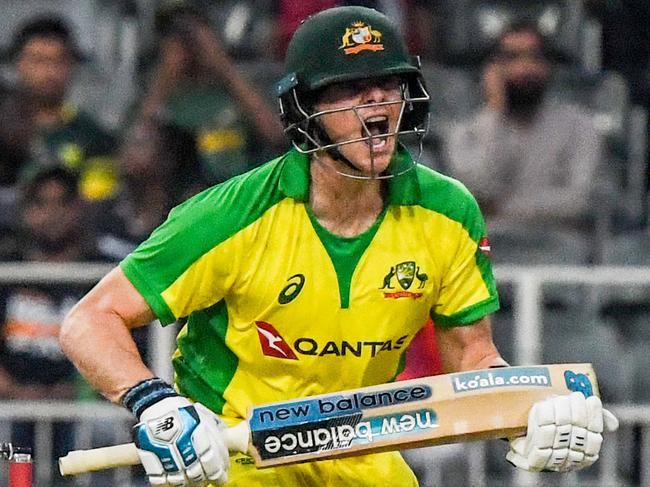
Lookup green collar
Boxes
[278,145,421,205]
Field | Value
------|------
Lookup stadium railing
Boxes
[0,262,648,486]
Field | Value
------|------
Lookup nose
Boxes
[361,83,387,104]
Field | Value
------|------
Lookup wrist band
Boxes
[122,377,178,419]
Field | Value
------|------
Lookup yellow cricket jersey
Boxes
[121,146,499,417]
[120,146,499,448]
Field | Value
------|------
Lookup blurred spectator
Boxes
[0,16,118,202]
[0,167,106,460]
[135,3,285,185]
[0,167,103,263]
[443,20,604,239]
[90,122,202,261]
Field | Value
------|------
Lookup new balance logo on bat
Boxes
[257,409,438,460]
[255,321,408,360]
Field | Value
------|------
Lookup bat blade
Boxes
[58,363,598,475]
[246,363,598,467]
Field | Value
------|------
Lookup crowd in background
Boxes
[0,0,649,484]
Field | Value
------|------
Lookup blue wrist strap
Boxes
[122,378,178,419]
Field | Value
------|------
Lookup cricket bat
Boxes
[59,363,598,476]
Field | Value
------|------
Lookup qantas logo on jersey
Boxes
[255,321,298,360]
[255,321,409,360]
[380,261,428,299]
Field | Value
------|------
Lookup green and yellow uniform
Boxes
[164,85,266,183]
[20,103,118,200]
[121,147,499,486]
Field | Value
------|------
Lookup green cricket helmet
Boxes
[277,6,430,174]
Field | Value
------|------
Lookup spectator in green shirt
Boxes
[134,3,286,184]
[0,16,118,201]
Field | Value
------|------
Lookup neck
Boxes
[309,154,386,237]
[29,96,65,129]
[507,105,540,126]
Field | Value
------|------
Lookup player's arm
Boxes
[434,315,508,373]
[60,266,230,486]
[435,315,618,472]
[60,266,155,403]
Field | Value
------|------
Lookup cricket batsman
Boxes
[60,6,617,486]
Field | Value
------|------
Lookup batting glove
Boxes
[134,396,229,486]
[506,392,619,472]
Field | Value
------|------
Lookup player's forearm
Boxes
[436,316,507,372]
[443,342,506,372]
[219,64,285,143]
[137,68,177,122]
[192,26,284,145]
[60,308,154,404]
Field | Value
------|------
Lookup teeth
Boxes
[365,115,388,123]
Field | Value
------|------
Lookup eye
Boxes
[318,84,358,104]
[377,77,401,91]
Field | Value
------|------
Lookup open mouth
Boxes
[363,116,390,148]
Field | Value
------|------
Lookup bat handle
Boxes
[58,422,250,476]
[223,421,250,454]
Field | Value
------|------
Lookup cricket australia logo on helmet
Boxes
[380,261,428,299]
[340,21,384,54]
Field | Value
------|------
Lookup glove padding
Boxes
[134,396,229,486]
[507,392,619,472]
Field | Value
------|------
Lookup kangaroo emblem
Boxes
[380,266,396,289]
[340,22,383,53]
[415,266,428,289]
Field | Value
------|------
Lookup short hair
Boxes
[8,15,84,61]
[489,17,568,64]
[497,19,548,49]
[154,2,208,38]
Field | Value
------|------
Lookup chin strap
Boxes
[312,119,381,177]
[312,120,356,171]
